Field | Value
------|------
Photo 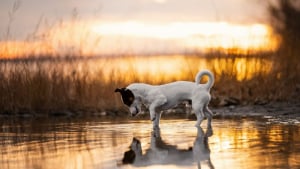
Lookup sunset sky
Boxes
[0,0,278,57]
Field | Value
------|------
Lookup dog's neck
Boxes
[127,83,153,101]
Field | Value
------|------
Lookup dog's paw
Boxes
[151,117,156,121]
[206,128,213,137]
[195,121,202,127]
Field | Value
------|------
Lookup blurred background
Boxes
[0,0,299,115]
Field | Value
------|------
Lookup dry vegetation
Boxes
[0,53,298,117]
[0,60,118,116]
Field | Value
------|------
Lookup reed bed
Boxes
[0,54,299,116]
[0,59,122,116]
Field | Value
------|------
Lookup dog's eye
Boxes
[124,96,134,106]
[118,88,135,106]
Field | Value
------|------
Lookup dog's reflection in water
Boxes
[122,126,214,169]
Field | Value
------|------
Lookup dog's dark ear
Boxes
[115,88,122,93]
[115,88,135,106]
[115,88,126,93]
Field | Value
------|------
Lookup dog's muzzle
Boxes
[130,106,139,117]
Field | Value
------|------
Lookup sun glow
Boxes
[91,21,270,39]
[91,21,278,53]
[0,20,278,59]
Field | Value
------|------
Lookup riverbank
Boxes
[1,101,299,126]
[212,101,300,125]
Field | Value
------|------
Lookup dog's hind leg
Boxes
[192,101,206,126]
[204,106,213,127]
[195,110,205,127]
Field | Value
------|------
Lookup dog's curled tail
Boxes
[195,69,214,91]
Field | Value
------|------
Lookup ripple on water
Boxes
[0,117,299,169]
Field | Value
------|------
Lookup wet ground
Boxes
[0,115,299,169]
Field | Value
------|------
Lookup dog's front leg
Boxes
[148,94,166,126]
[153,112,162,128]
[149,98,165,121]
[149,104,157,121]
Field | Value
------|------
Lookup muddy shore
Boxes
[0,101,299,125]
[212,101,300,125]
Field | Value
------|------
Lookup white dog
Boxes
[122,126,214,168]
[115,69,214,127]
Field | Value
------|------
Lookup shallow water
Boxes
[0,117,299,169]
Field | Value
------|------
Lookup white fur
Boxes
[125,69,214,127]
[123,126,214,168]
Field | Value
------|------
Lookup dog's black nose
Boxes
[131,107,139,117]
[131,112,138,117]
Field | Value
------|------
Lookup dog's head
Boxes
[115,88,141,116]
[122,137,141,164]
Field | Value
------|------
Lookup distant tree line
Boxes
[267,0,299,98]
[268,0,300,54]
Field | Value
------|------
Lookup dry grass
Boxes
[0,59,125,116]
[0,53,299,116]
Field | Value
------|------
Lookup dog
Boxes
[122,126,214,168]
[115,69,214,127]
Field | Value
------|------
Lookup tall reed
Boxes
[0,54,298,116]
[0,59,125,115]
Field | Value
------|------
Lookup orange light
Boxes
[0,21,279,59]
[91,21,279,53]
[90,56,272,83]
[0,41,55,59]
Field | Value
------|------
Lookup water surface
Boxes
[0,117,299,169]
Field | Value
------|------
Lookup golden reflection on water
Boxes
[210,120,300,169]
[0,118,299,169]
